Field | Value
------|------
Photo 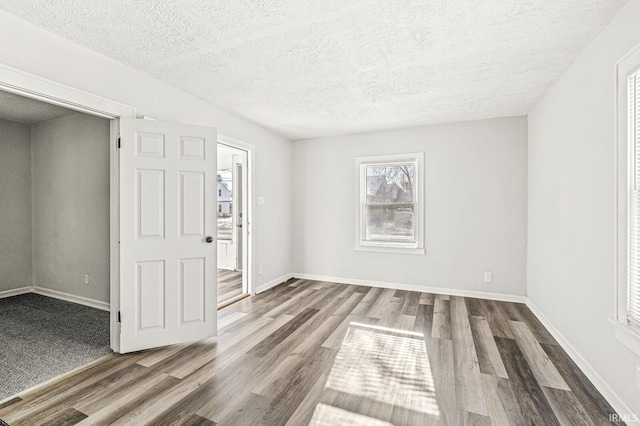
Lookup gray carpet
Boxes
[0,293,110,401]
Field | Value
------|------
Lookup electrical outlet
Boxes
[84,274,90,285]
[258,265,263,274]
[483,272,493,283]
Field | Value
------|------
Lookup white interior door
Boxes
[119,117,217,353]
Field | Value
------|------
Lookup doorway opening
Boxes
[0,63,253,356]
[217,143,250,309]
[0,89,111,401]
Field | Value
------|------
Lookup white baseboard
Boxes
[254,273,294,294]
[32,286,110,311]
[292,273,527,303]
[526,299,635,418]
[0,286,32,299]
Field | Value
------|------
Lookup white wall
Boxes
[528,0,640,415]
[31,113,110,302]
[0,118,31,293]
[293,117,528,297]
[0,11,292,290]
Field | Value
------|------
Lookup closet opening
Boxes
[0,89,111,401]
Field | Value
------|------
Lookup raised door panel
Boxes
[136,169,165,239]
[136,132,165,158]
[180,257,205,324]
[179,171,205,238]
[136,260,166,331]
[179,136,205,160]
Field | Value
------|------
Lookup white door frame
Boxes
[218,135,255,295]
[0,63,136,353]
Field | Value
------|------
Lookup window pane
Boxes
[366,164,414,205]
[365,204,415,242]
[364,163,416,243]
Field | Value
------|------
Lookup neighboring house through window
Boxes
[355,152,425,254]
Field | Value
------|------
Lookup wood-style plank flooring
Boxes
[217,269,244,308]
[0,280,622,425]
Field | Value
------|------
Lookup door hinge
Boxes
[117,137,121,149]
[117,311,121,323]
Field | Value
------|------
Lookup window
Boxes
[615,48,640,355]
[355,153,425,254]
[626,66,640,329]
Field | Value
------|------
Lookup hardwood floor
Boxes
[217,269,244,308]
[0,280,622,425]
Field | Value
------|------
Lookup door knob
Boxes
[205,236,213,243]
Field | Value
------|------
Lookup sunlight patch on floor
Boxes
[309,403,395,426]
[324,321,439,417]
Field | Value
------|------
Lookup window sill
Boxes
[354,244,426,255]
[610,318,640,357]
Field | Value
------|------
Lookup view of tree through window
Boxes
[364,163,415,242]
[217,169,233,240]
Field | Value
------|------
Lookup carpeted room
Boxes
[0,90,111,401]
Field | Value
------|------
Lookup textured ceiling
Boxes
[0,90,75,124]
[0,1,629,139]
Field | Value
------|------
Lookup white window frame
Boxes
[355,152,425,255]
[614,43,640,356]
